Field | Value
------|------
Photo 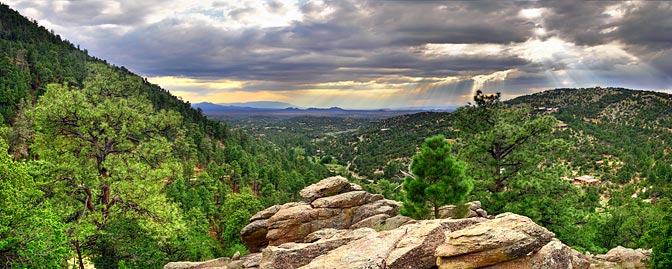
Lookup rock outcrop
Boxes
[169,177,591,269]
[241,176,407,252]
[589,246,652,268]
[437,201,490,219]
[299,218,487,269]
[298,176,361,201]
[259,228,378,269]
[484,239,590,269]
[435,213,557,269]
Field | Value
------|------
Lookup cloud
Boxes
[4,0,671,108]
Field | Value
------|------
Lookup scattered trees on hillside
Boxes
[454,90,557,192]
[401,135,473,219]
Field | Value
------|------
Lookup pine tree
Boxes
[31,63,183,269]
[401,135,473,219]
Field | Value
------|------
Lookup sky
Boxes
[6,0,672,109]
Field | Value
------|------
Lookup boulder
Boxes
[435,212,554,269]
[299,176,353,201]
[438,217,488,233]
[383,215,417,229]
[228,253,262,269]
[437,201,488,219]
[351,198,401,224]
[266,203,319,246]
[249,204,284,222]
[240,219,269,252]
[310,191,381,208]
[349,214,391,229]
[242,253,262,269]
[298,225,409,269]
[591,246,651,268]
[298,218,486,269]
[386,219,469,269]
[260,228,377,269]
[483,239,589,269]
[596,246,649,263]
[241,178,402,251]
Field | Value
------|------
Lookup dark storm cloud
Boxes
[615,2,672,49]
[544,1,672,49]
[5,0,671,103]
[543,1,672,74]
[542,1,615,46]
[88,0,537,84]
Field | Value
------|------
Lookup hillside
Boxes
[303,87,672,190]
[509,88,672,186]
[0,4,329,268]
[217,87,672,259]
[1,3,671,268]
[509,87,672,126]
[318,112,455,180]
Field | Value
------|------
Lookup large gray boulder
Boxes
[298,218,487,269]
[435,212,555,269]
[299,176,354,202]
[483,239,589,269]
[437,201,489,219]
[591,246,651,268]
[259,228,377,269]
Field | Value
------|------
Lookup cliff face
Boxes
[166,177,648,269]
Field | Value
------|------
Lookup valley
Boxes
[1,2,671,269]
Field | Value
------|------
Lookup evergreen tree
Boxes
[455,90,556,192]
[401,135,473,219]
[0,137,70,268]
[651,219,672,269]
[31,64,183,269]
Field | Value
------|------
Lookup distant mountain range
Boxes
[192,102,458,115]
[218,101,296,109]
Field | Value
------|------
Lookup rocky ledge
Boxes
[165,176,647,269]
[240,176,413,252]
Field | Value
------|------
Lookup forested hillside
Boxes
[222,88,672,262]
[510,88,672,191]
[2,3,672,268]
[0,4,328,268]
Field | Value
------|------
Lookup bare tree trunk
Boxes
[75,240,85,269]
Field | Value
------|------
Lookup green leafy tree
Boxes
[0,137,70,268]
[220,191,263,255]
[401,135,473,219]
[651,218,672,269]
[31,64,183,269]
[455,90,556,192]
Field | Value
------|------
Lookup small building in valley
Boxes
[573,175,601,186]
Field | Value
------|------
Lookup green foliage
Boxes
[455,90,556,192]
[0,4,336,266]
[651,218,672,269]
[0,137,70,268]
[220,192,263,248]
[31,64,184,267]
[489,167,606,253]
[401,135,472,219]
[92,218,169,269]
